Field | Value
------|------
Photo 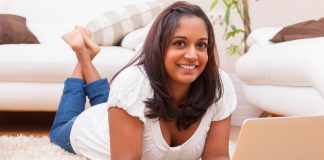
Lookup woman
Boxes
[50,1,236,160]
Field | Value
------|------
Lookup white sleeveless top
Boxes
[70,66,237,160]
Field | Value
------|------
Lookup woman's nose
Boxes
[184,46,198,61]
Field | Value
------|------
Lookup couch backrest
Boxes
[0,0,143,25]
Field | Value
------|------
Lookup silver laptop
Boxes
[233,115,324,160]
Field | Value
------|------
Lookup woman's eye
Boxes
[197,42,208,48]
[174,41,185,47]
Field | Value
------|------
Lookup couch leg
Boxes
[259,111,271,117]
[259,111,282,118]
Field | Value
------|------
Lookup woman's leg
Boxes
[50,63,86,153]
[85,78,109,106]
[50,26,104,153]
[76,26,109,106]
[49,78,85,153]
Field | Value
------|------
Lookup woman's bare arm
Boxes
[201,116,231,160]
[108,107,144,160]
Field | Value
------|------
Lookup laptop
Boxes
[232,115,324,160]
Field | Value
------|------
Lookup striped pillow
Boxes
[86,0,164,46]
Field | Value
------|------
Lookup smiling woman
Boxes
[49,1,237,160]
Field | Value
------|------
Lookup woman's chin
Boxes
[176,76,199,84]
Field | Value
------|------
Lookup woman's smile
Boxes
[177,64,198,70]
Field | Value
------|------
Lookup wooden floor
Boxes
[0,112,241,142]
[0,112,55,136]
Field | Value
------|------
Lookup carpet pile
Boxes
[0,135,236,159]
[0,135,86,160]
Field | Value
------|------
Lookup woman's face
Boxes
[164,16,208,87]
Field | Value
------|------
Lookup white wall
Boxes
[250,0,324,29]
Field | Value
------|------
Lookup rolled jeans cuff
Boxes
[64,78,86,90]
[84,78,109,106]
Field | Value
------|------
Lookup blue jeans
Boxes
[49,78,110,153]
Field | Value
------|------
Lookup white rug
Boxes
[0,135,236,159]
[0,135,86,160]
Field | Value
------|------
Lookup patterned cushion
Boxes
[86,0,164,46]
[121,20,153,50]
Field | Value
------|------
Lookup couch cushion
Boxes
[246,27,282,47]
[270,17,324,43]
[86,0,164,46]
[0,43,137,83]
[236,37,324,97]
[0,14,39,44]
[121,20,153,50]
[243,84,324,116]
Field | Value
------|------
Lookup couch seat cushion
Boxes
[0,42,136,83]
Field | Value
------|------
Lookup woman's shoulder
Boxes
[218,69,232,85]
[111,65,147,86]
[210,69,237,121]
[110,64,150,93]
[107,65,151,123]
[114,65,146,80]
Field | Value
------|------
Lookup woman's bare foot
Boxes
[62,29,91,62]
[75,26,100,60]
[62,30,85,51]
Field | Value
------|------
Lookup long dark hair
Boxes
[112,1,223,130]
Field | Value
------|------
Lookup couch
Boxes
[0,0,164,111]
[235,27,324,116]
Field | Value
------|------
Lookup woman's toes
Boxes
[88,42,100,59]
[77,27,101,58]
[75,26,91,39]
[62,30,84,52]
[83,27,92,39]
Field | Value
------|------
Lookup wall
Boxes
[250,0,324,29]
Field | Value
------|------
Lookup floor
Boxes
[0,112,241,142]
[0,112,55,137]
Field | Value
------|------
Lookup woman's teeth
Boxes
[178,64,197,70]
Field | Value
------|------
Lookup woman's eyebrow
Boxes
[172,36,208,41]
[172,36,187,39]
[199,38,208,41]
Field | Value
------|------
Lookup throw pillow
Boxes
[121,20,153,50]
[86,0,164,46]
[0,14,40,44]
[270,17,324,43]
